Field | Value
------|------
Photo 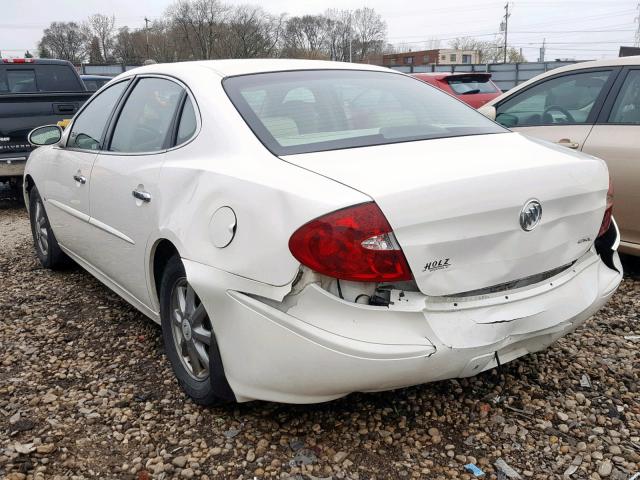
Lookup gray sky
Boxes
[0,0,637,61]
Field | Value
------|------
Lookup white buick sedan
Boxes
[24,60,622,405]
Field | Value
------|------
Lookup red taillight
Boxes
[288,202,413,282]
[598,179,614,238]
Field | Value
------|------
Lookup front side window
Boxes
[109,77,183,153]
[67,80,129,150]
[608,70,640,124]
[496,70,611,127]
[223,70,505,156]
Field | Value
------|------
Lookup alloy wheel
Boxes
[169,278,212,380]
[34,200,49,257]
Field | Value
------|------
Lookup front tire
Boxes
[160,255,234,405]
[29,187,69,269]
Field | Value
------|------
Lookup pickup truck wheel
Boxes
[160,255,234,405]
[29,187,69,269]
[9,178,24,205]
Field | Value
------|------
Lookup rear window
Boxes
[223,70,505,156]
[0,65,82,93]
[447,76,499,95]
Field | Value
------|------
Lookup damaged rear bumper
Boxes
[187,246,622,404]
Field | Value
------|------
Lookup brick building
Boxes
[381,49,480,67]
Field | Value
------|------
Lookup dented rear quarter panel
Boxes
[147,70,370,297]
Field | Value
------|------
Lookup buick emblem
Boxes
[519,199,542,231]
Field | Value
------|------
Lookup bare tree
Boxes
[38,3,389,64]
[351,7,386,62]
[449,37,525,63]
[38,22,87,63]
[148,20,181,62]
[88,36,104,63]
[324,9,351,61]
[283,15,329,59]
[167,0,226,59]
[219,6,284,58]
[113,27,139,64]
[86,14,116,61]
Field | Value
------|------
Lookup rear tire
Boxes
[160,255,234,405]
[29,186,69,269]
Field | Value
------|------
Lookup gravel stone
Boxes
[1,193,639,479]
[598,460,613,477]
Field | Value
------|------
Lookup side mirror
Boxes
[28,125,63,147]
[495,113,519,128]
[478,105,497,120]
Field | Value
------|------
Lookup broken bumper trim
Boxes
[187,250,621,404]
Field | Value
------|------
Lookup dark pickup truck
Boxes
[0,58,92,193]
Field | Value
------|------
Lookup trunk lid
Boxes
[283,132,609,296]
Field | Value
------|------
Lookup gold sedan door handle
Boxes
[556,138,580,149]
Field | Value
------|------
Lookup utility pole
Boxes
[348,12,353,63]
[539,38,546,62]
[144,17,150,59]
[634,2,640,47]
[501,2,511,63]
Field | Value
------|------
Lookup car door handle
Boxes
[556,138,580,149]
[73,174,87,184]
[132,189,152,202]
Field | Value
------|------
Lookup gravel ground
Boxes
[1,193,639,480]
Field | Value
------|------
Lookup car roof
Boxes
[549,55,640,70]
[122,59,396,79]
[485,55,640,106]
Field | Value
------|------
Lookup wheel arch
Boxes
[150,237,237,404]
[150,238,181,309]
[23,174,35,211]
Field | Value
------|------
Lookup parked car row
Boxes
[24,59,621,405]
[479,56,640,256]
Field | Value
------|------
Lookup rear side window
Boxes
[68,80,129,150]
[608,70,640,124]
[110,78,183,153]
[447,76,498,95]
[176,97,197,146]
[36,65,82,91]
[0,65,81,93]
[224,70,505,156]
[6,70,36,93]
